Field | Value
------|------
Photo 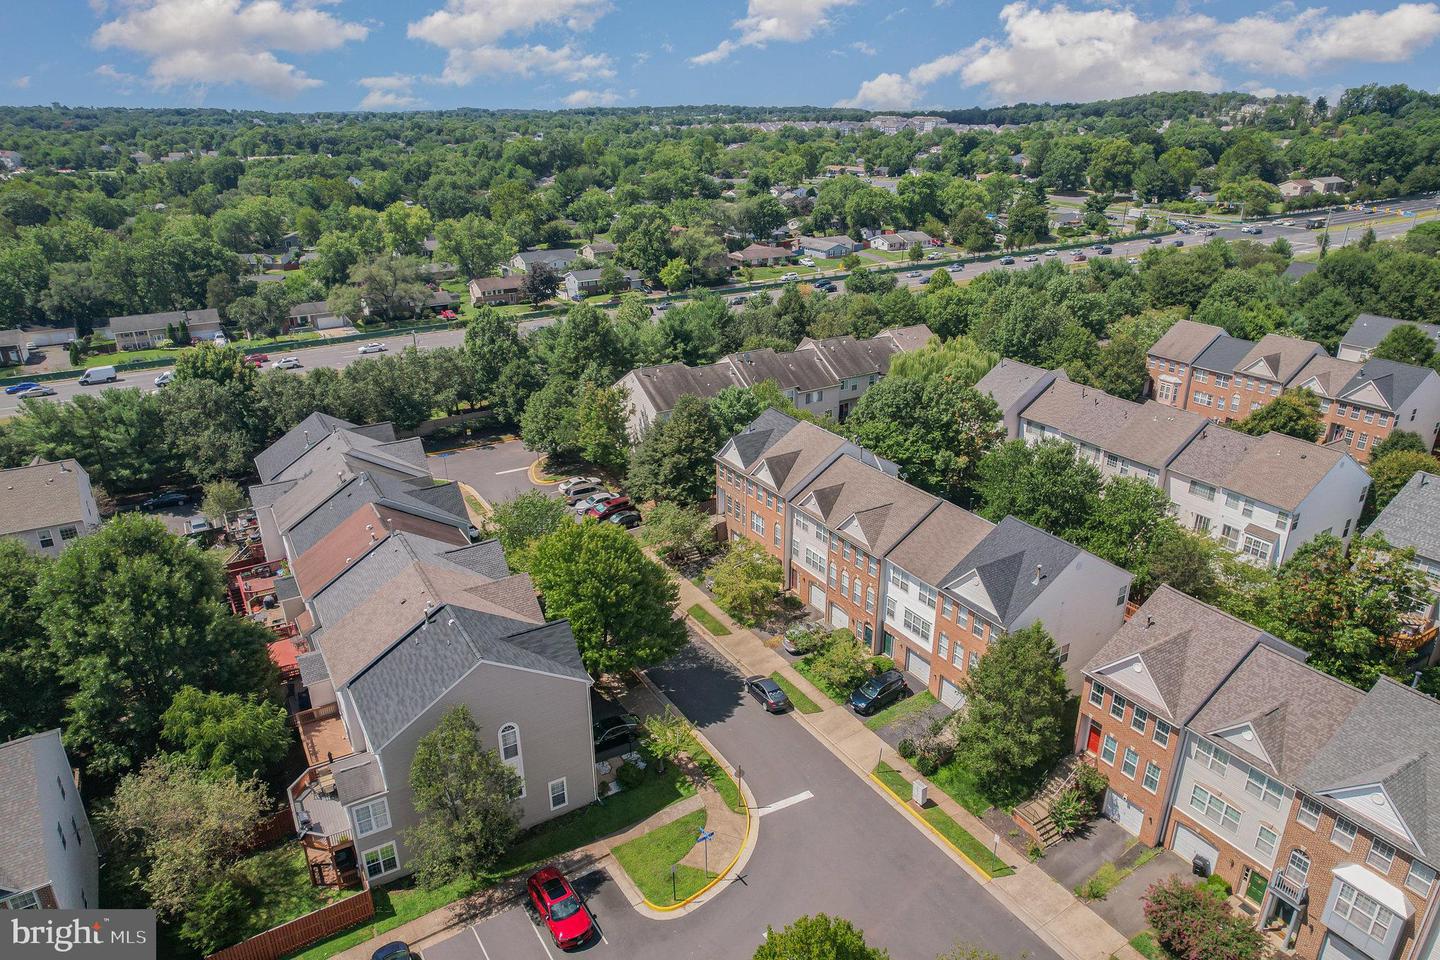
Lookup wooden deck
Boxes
[296,706,353,767]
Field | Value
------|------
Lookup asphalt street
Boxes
[5,199,1436,417]
[423,636,1060,960]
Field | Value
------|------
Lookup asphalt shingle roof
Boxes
[1234,333,1322,384]
[1369,471,1440,562]
[1342,314,1440,352]
[1021,380,1208,471]
[794,455,938,557]
[1148,320,1224,364]
[626,362,745,414]
[1191,644,1363,783]
[0,731,55,896]
[0,460,91,537]
[945,516,1087,627]
[1168,425,1357,512]
[1294,355,1436,410]
[975,359,1058,416]
[255,413,362,482]
[886,501,994,588]
[1192,334,1256,374]
[1298,678,1440,860]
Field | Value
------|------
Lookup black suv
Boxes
[849,669,908,716]
[593,713,641,751]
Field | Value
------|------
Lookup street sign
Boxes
[696,829,715,844]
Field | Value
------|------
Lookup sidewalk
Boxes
[669,573,1144,960]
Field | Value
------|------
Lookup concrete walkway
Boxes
[668,571,1144,960]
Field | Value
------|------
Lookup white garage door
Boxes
[940,677,966,709]
[905,649,931,684]
[1172,823,1219,874]
[809,584,826,611]
[1102,789,1144,836]
[830,604,850,629]
[1319,935,1368,960]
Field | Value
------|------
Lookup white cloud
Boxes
[839,1,1440,107]
[13,76,30,89]
[851,41,876,55]
[92,0,368,97]
[407,0,614,85]
[94,63,140,93]
[691,0,858,63]
[563,88,623,106]
[359,75,422,110]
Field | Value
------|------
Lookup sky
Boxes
[3,0,1440,114]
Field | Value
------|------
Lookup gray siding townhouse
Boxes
[975,359,1067,438]
[1339,315,1440,363]
[0,459,101,556]
[1368,471,1440,639]
[0,730,100,910]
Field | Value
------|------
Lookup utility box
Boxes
[912,780,929,807]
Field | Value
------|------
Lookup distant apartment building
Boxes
[616,325,931,437]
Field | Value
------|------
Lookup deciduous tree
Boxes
[627,395,722,506]
[161,687,291,781]
[753,914,889,960]
[1234,390,1324,443]
[710,541,782,626]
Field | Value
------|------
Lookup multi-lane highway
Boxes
[4,201,1435,417]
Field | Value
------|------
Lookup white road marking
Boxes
[756,790,814,817]
[494,466,532,475]
[530,918,558,960]
[470,925,492,960]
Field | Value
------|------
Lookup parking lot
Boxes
[421,869,640,960]
[428,438,551,509]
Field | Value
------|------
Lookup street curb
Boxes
[528,456,560,486]
[868,770,996,880]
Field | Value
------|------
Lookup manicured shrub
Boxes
[898,738,917,759]
[616,761,647,790]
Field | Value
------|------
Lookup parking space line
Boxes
[529,919,558,960]
[494,466,531,475]
[756,790,814,817]
[470,925,491,960]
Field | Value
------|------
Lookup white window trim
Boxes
[1297,795,1322,829]
[548,777,569,811]
[499,722,525,797]
[1,889,41,910]
[361,841,400,880]
[351,797,391,838]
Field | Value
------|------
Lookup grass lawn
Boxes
[1075,844,1161,900]
[926,761,995,817]
[687,603,731,636]
[1129,931,1164,960]
[687,738,744,814]
[793,656,849,705]
[863,691,939,731]
[289,762,697,960]
[867,248,915,262]
[873,762,1013,878]
[231,844,346,939]
[769,672,821,714]
[611,810,711,905]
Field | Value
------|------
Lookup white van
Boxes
[78,365,117,385]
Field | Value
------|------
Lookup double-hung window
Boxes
[1297,796,1322,829]
[1130,706,1149,734]
[352,798,391,838]
[1121,748,1139,779]
[363,843,399,880]
[1153,719,1172,748]
[1110,693,1127,720]
[1368,838,1396,874]
[1100,735,1118,765]
[1331,816,1358,852]
[1089,681,1105,708]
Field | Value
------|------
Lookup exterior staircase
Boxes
[1012,754,1083,848]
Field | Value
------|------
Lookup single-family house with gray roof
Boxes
[1339,314,1440,363]
[0,730,98,910]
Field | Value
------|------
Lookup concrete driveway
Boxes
[1037,818,1189,937]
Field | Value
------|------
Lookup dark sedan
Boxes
[849,669,908,716]
[593,712,641,751]
[746,676,792,713]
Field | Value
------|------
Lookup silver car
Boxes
[358,342,387,354]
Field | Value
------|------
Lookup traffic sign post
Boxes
[696,827,716,878]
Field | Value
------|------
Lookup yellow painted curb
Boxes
[637,796,752,912]
[869,770,997,881]
[528,455,561,486]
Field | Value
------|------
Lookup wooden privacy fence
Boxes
[236,810,296,856]
[204,887,374,960]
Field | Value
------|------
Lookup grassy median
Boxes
[612,810,711,904]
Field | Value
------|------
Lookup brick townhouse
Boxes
[1147,319,1226,408]
[1165,644,1362,916]
[1290,355,1440,461]
[1264,679,1440,960]
[1076,586,1303,846]
[717,410,1132,693]
[1145,321,1325,423]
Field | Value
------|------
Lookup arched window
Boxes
[499,723,524,795]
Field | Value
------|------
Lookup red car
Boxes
[437,309,458,320]
[246,353,270,367]
[586,496,632,520]
[526,867,594,949]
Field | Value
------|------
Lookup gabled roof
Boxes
[1021,380,1207,471]
[513,248,577,265]
[1084,585,1285,723]
[107,307,221,334]
[1168,426,1361,512]
[731,242,793,260]
[1369,471,1440,563]
[347,611,589,751]
[727,346,834,392]
[1299,678,1440,860]
[255,413,386,482]
[0,459,91,536]
[1191,644,1362,782]
[469,276,523,294]
[942,516,1092,627]
[0,730,67,896]
[1234,333,1322,384]
[795,334,902,381]
[1293,355,1436,410]
[1341,314,1440,352]
[623,362,745,414]
[1191,334,1256,375]
[281,472,468,558]
[875,324,934,353]
[975,359,1063,417]
[1148,320,1224,365]
[793,455,937,557]
[292,502,471,597]
[886,501,995,588]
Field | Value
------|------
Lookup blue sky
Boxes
[4,0,1440,113]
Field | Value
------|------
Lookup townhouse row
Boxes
[1145,316,1440,462]
[715,410,1134,700]
[244,413,596,888]
[1078,585,1440,960]
[977,360,1373,569]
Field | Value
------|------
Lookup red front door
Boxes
[1086,721,1102,755]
